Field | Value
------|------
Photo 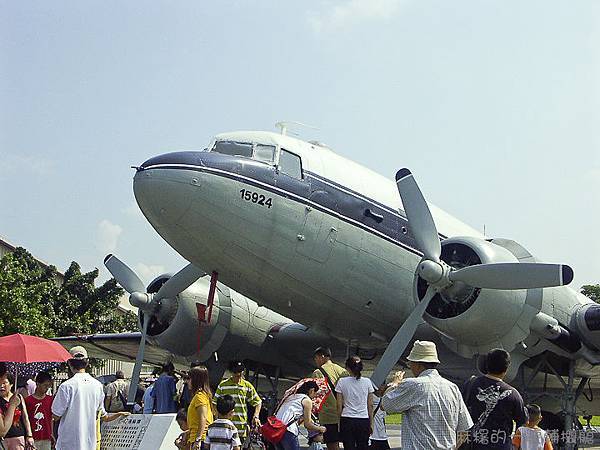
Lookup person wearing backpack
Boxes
[274,380,326,450]
[104,371,129,412]
[311,347,348,450]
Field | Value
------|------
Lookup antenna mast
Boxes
[275,121,319,136]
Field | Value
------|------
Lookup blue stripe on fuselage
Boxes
[140,152,431,256]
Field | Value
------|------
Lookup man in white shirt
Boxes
[382,341,473,450]
[52,346,105,450]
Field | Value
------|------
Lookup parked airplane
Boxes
[122,126,600,432]
[59,258,344,403]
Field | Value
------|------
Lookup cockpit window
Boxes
[254,144,276,163]
[279,149,303,179]
[212,141,253,158]
[212,141,276,164]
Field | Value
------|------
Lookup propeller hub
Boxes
[418,260,445,284]
[130,291,153,310]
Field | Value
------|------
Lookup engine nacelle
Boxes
[143,275,225,357]
[420,237,540,357]
[573,302,600,352]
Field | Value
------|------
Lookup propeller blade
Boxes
[127,312,149,406]
[449,263,574,289]
[370,287,437,387]
[395,169,441,262]
[155,263,205,301]
[104,254,146,294]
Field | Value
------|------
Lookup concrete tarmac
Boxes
[298,424,600,449]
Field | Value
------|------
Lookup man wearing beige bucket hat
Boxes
[381,341,473,450]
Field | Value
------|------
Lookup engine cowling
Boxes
[419,237,540,357]
[573,301,600,352]
[137,273,335,373]
[142,274,226,358]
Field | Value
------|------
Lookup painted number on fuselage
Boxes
[239,189,273,208]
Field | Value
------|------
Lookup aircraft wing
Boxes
[53,333,189,369]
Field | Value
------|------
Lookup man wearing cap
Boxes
[214,361,262,440]
[381,340,473,450]
[52,346,105,450]
[311,346,348,450]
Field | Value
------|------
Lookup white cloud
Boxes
[308,0,405,34]
[135,263,167,284]
[0,152,55,179]
[96,219,123,254]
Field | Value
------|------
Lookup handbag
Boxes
[260,397,303,445]
[245,429,266,450]
[260,416,295,444]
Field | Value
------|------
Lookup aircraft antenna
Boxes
[275,121,319,137]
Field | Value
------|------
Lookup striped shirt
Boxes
[206,419,242,450]
[214,378,261,438]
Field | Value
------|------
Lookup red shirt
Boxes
[24,394,53,441]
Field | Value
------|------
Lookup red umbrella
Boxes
[0,334,72,387]
[0,334,72,363]
[280,378,332,414]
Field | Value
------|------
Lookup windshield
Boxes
[212,140,253,157]
[212,141,276,164]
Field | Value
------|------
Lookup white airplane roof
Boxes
[212,130,483,239]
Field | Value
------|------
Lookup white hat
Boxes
[69,346,88,360]
[406,340,440,364]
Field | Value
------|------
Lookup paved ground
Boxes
[298,424,600,449]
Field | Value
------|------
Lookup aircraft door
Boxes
[296,190,338,262]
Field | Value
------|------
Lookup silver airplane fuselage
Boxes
[131,131,595,366]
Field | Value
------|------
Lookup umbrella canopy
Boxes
[0,333,72,363]
[280,378,332,414]
[3,362,62,380]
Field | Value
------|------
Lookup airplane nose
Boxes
[133,152,202,226]
[134,171,192,226]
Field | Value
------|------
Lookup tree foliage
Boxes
[0,247,138,337]
[582,285,600,304]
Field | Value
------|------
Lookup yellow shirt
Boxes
[312,360,348,425]
[188,390,214,443]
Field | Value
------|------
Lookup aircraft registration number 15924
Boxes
[239,189,273,208]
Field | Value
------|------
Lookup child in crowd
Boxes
[308,428,324,450]
[175,408,190,449]
[369,385,389,450]
[203,395,242,450]
[96,407,130,450]
[512,404,553,450]
[24,372,54,450]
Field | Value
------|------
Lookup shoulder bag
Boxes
[260,396,305,444]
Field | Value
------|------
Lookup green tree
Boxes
[0,248,57,337]
[0,247,138,337]
[582,285,600,303]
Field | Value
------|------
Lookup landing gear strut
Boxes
[519,356,590,450]
[246,363,281,415]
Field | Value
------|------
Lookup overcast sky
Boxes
[1,1,598,293]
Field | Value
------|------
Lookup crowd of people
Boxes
[0,340,565,450]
